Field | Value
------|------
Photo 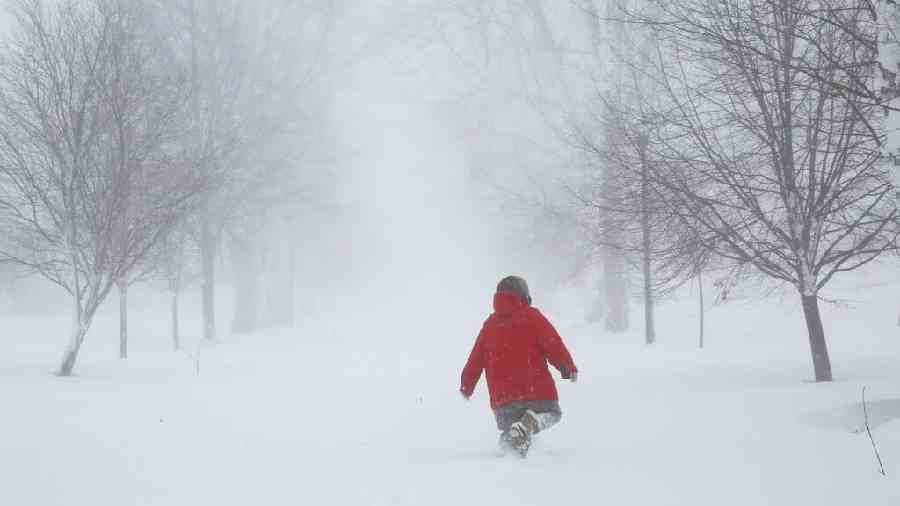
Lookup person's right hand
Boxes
[560,366,577,382]
[460,389,471,400]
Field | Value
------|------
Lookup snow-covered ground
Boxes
[2,267,900,505]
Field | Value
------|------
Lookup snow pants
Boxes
[494,400,561,434]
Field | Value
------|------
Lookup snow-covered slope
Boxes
[2,267,900,505]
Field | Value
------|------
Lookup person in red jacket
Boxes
[460,275,577,456]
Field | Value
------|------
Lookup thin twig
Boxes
[862,386,887,476]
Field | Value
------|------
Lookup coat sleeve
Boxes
[460,323,487,396]
[531,309,578,378]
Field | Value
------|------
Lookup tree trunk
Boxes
[171,289,180,351]
[200,217,216,341]
[601,85,628,334]
[801,294,832,382]
[264,235,295,328]
[59,338,84,376]
[639,135,656,345]
[118,280,128,359]
[641,228,655,344]
[698,271,705,349]
[581,0,626,332]
[59,299,89,376]
[231,233,260,334]
[603,245,629,332]
[586,283,604,324]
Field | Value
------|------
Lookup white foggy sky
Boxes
[329,36,507,321]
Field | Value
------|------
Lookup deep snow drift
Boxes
[2,265,900,506]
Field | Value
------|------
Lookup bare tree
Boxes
[620,0,900,381]
[0,0,201,375]
[569,0,683,344]
[157,224,196,350]
[586,0,632,334]
[101,0,196,360]
[572,99,714,346]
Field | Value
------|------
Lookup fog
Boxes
[306,1,580,324]
[2,1,900,505]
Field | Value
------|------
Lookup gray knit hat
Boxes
[497,275,531,305]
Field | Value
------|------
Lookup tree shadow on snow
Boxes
[803,398,900,433]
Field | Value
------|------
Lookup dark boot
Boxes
[507,421,532,457]
[520,410,540,434]
[498,430,517,455]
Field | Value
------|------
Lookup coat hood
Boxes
[497,276,531,305]
[493,291,527,316]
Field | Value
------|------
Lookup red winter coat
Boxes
[460,291,577,410]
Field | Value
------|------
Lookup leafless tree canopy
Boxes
[585,0,900,380]
[0,0,335,375]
